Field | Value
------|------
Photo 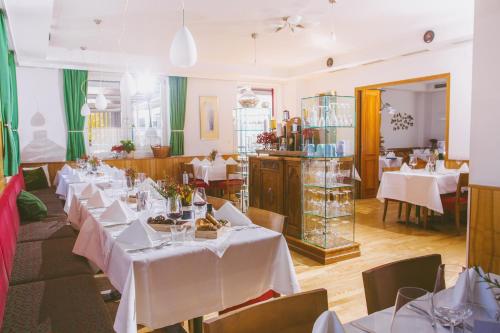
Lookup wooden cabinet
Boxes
[248,156,302,237]
[284,159,302,238]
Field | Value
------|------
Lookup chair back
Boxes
[203,289,328,333]
[245,206,285,233]
[181,163,195,180]
[415,159,427,169]
[362,254,442,314]
[226,163,239,179]
[207,196,230,210]
[456,173,469,200]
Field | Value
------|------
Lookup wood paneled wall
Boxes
[468,184,500,274]
[21,154,237,185]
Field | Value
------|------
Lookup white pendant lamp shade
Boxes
[80,103,91,117]
[95,93,108,111]
[120,72,137,96]
[170,26,197,67]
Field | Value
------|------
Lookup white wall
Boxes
[292,43,473,160]
[381,90,418,148]
[469,0,500,187]
[17,67,67,162]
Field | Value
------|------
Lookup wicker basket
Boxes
[151,145,170,158]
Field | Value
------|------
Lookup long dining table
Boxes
[67,166,300,333]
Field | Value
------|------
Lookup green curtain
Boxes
[0,11,19,176]
[169,76,187,156]
[8,51,19,166]
[63,69,88,161]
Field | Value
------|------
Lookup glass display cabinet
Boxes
[301,95,358,252]
[233,107,272,212]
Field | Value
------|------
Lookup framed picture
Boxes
[199,96,219,140]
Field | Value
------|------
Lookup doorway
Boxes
[355,73,451,198]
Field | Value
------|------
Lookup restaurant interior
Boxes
[0,0,498,332]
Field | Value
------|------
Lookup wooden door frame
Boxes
[355,73,451,198]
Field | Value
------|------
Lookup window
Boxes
[253,88,274,115]
[86,73,168,157]
[87,79,122,155]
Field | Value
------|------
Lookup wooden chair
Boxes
[206,196,230,210]
[362,254,442,314]
[212,164,244,201]
[204,289,328,333]
[180,163,208,188]
[245,206,285,233]
[441,172,469,232]
[381,166,405,223]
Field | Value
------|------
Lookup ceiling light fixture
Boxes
[80,47,91,116]
[251,33,258,65]
[329,0,337,42]
[170,1,197,67]
[94,18,108,111]
[118,0,137,97]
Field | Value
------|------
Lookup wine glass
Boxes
[166,196,183,224]
[193,187,207,216]
[432,264,472,333]
[391,287,434,332]
[409,155,418,169]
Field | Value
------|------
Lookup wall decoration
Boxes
[199,96,219,140]
[390,112,414,131]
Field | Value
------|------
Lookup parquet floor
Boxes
[293,198,466,323]
[106,198,466,331]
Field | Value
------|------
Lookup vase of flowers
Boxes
[120,140,136,158]
[178,183,195,207]
[257,131,277,150]
[88,156,101,172]
[125,168,137,189]
[207,149,218,163]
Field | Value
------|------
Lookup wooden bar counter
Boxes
[249,154,360,264]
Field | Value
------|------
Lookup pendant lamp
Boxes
[95,93,109,111]
[80,103,91,116]
[169,2,197,67]
[121,72,137,96]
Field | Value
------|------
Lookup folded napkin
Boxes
[214,202,252,226]
[386,152,396,159]
[225,157,238,165]
[400,163,412,173]
[80,183,98,199]
[87,189,113,208]
[60,164,74,175]
[100,200,137,223]
[190,157,201,165]
[451,268,473,307]
[471,267,500,319]
[116,220,159,249]
[413,149,423,154]
[312,311,345,333]
[458,163,470,173]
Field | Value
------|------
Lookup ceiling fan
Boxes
[273,15,308,33]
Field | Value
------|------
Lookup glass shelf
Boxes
[304,211,353,219]
[303,183,353,189]
[303,125,355,129]
[302,155,355,159]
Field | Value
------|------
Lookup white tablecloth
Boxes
[72,196,300,332]
[377,169,461,214]
[378,157,403,180]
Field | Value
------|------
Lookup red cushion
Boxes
[219,290,280,315]
[441,195,468,211]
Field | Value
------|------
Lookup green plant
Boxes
[474,266,500,289]
[120,140,136,153]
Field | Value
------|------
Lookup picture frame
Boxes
[199,96,219,140]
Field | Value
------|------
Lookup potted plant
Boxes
[120,140,136,158]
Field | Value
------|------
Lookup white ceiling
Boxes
[2,0,475,80]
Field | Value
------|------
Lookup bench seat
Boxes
[17,219,75,243]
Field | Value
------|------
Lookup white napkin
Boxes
[451,268,473,307]
[100,200,137,223]
[472,267,500,319]
[214,202,252,226]
[225,157,238,165]
[413,149,423,154]
[386,152,396,159]
[423,149,431,154]
[80,183,98,199]
[312,311,345,333]
[116,220,159,249]
[200,159,211,166]
[190,157,201,165]
[87,189,113,208]
[60,164,74,175]
[458,163,470,173]
[400,163,412,173]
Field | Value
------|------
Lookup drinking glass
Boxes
[126,176,134,191]
[193,187,207,216]
[138,172,146,183]
[432,264,472,333]
[170,224,187,243]
[391,287,434,333]
[409,155,418,169]
[166,196,183,224]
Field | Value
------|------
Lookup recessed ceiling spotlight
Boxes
[423,30,435,43]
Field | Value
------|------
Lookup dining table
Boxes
[68,166,300,333]
[190,158,240,183]
[377,168,462,215]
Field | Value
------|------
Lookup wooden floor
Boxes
[105,198,466,331]
[293,198,466,323]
